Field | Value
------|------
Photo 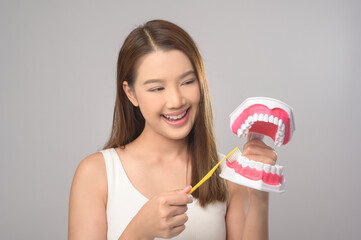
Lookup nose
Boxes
[166,87,186,109]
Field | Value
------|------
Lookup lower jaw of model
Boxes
[220,97,295,193]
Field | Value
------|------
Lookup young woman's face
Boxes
[124,50,200,141]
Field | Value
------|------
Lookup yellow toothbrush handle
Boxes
[188,147,239,194]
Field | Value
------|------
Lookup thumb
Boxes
[247,132,252,142]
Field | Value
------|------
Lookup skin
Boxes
[68,50,277,240]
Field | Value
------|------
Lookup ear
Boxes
[123,81,139,107]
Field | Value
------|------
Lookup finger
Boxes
[243,145,277,160]
[243,154,276,165]
[164,193,193,206]
[244,140,273,151]
[169,213,188,228]
[246,133,266,144]
[177,186,192,194]
[247,132,252,142]
[169,205,188,217]
[164,185,192,195]
[168,225,186,238]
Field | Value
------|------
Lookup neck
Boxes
[130,125,189,161]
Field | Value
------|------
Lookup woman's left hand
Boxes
[241,133,278,196]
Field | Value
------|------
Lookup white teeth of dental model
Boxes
[243,159,250,168]
[237,157,284,177]
[263,114,268,122]
[237,157,243,165]
[236,114,286,146]
[275,122,285,146]
[249,160,256,168]
[245,120,251,128]
[269,115,274,123]
[242,156,248,165]
[237,128,242,137]
[253,113,258,120]
[264,164,271,173]
[255,161,264,171]
[276,166,282,175]
[274,117,278,125]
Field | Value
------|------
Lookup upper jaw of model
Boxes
[230,97,295,147]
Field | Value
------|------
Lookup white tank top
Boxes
[101,148,227,240]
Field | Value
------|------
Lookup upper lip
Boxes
[163,108,189,116]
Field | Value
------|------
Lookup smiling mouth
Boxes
[162,108,189,121]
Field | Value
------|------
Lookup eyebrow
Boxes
[143,70,195,85]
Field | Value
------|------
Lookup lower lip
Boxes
[162,109,190,127]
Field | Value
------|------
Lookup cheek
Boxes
[136,93,162,115]
[190,85,201,105]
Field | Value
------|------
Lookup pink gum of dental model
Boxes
[226,159,284,186]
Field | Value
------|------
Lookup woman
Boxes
[68,19,277,240]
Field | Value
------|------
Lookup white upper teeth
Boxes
[237,114,286,146]
[164,111,187,120]
[253,113,258,120]
[269,115,274,123]
[274,117,278,125]
[263,114,268,122]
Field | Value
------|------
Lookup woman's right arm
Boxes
[68,153,192,240]
[68,153,108,240]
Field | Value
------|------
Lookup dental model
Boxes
[220,97,295,193]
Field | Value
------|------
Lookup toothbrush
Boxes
[188,146,239,194]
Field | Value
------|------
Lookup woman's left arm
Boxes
[226,136,277,240]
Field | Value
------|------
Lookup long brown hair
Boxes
[103,19,227,206]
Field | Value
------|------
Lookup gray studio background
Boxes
[1,0,360,239]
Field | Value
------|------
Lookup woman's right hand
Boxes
[120,186,193,240]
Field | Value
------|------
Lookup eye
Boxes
[148,87,164,92]
[182,79,196,85]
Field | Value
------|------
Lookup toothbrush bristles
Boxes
[226,148,241,163]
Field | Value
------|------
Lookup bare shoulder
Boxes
[76,152,107,179]
[71,152,108,203]
[68,151,108,239]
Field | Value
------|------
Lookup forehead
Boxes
[134,50,194,82]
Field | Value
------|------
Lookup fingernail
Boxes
[187,194,193,203]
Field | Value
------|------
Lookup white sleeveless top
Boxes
[101,148,227,240]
